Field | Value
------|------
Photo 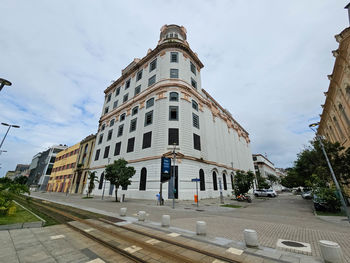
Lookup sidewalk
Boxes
[28,191,350,262]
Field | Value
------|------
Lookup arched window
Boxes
[212,171,218,191]
[223,173,227,190]
[338,104,350,126]
[139,168,147,191]
[199,169,205,191]
[192,100,198,111]
[146,98,154,108]
[333,116,344,138]
[169,92,179,102]
[230,173,234,189]
[98,172,104,189]
[346,85,350,96]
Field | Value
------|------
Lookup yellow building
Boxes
[47,142,80,193]
[318,26,350,149]
[70,134,96,194]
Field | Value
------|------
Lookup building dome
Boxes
[159,24,187,45]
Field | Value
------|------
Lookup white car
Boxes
[254,189,277,197]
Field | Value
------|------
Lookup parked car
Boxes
[313,194,329,211]
[302,191,313,199]
[254,189,277,197]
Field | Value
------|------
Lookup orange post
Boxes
[194,194,198,203]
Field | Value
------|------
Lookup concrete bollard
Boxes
[120,207,127,216]
[319,240,343,263]
[244,229,259,247]
[138,211,146,221]
[161,215,170,227]
[196,221,206,235]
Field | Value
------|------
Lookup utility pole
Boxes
[102,158,111,200]
[172,143,176,209]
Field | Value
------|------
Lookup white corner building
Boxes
[88,25,255,200]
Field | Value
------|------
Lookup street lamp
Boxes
[172,143,177,209]
[309,122,350,223]
[0,123,20,149]
[102,157,111,200]
[0,78,12,92]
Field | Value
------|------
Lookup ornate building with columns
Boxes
[318,26,350,149]
[88,25,254,200]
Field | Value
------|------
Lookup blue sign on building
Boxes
[161,157,171,182]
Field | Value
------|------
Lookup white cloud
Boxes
[0,0,348,176]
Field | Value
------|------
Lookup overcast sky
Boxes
[0,1,348,176]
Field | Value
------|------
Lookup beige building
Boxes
[70,134,96,194]
[318,12,350,149]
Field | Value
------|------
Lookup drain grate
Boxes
[281,241,306,248]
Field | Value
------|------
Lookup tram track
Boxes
[23,196,244,263]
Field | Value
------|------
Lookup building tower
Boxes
[89,25,255,200]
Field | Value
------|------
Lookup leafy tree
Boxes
[256,171,269,189]
[87,171,98,197]
[233,170,255,196]
[0,179,30,215]
[14,176,28,185]
[105,159,136,202]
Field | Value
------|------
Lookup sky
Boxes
[0,0,348,176]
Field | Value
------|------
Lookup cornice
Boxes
[104,42,204,95]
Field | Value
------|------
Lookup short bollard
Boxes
[138,211,146,221]
[244,229,258,247]
[162,215,170,227]
[319,240,343,263]
[120,207,127,216]
[196,221,206,235]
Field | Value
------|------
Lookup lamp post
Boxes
[172,143,177,209]
[102,158,111,200]
[0,78,12,92]
[309,122,350,223]
[0,123,20,149]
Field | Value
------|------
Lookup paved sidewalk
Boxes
[30,192,350,262]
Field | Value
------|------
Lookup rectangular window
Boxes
[106,94,111,102]
[191,78,197,89]
[192,113,199,128]
[134,85,141,96]
[113,100,118,109]
[168,128,179,145]
[149,59,157,72]
[116,87,120,96]
[146,98,154,108]
[144,111,153,126]
[114,142,121,156]
[132,106,138,116]
[190,61,196,75]
[107,130,113,141]
[103,146,110,158]
[120,113,126,121]
[123,93,129,102]
[130,118,137,132]
[94,149,100,161]
[136,70,143,81]
[142,131,152,149]
[170,69,179,78]
[170,52,178,63]
[169,106,178,121]
[148,75,156,86]
[127,137,135,153]
[193,134,201,150]
[125,79,130,89]
[98,134,103,144]
[117,124,124,137]
[104,107,109,114]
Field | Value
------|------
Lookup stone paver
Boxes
[30,192,350,262]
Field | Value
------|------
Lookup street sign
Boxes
[161,157,171,183]
[191,178,200,182]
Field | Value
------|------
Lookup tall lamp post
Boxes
[0,78,12,92]
[309,122,350,223]
[0,123,20,149]
[172,143,177,209]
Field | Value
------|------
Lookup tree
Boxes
[256,171,269,189]
[14,176,28,185]
[233,170,255,196]
[105,159,136,202]
[87,171,98,197]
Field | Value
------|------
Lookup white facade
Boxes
[88,25,255,200]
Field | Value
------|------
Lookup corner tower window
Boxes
[171,52,178,63]
[169,92,179,102]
